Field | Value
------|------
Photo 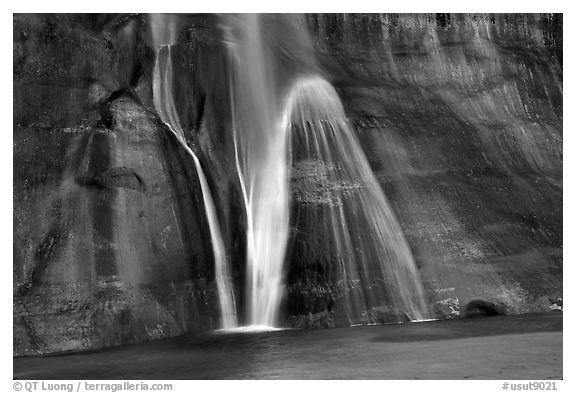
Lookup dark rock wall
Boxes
[13,14,223,356]
[289,14,562,325]
[13,13,562,354]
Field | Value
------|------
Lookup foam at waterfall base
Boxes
[214,325,289,334]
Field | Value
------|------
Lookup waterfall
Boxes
[149,14,429,329]
[225,14,291,328]
[284,75,430,322]
[223,14,429,327]
[149,14,237,329]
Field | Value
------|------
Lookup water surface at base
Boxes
[215,325,289,333]
[14,313,561,380]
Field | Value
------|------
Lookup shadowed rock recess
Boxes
[13,14,562,355]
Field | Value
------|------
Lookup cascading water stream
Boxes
[224,14,291,328]
[149,14,237,329]
[283,75,430,322]
[224,14,429,327]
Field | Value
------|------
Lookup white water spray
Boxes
[224,14,428,327]
[225,14,291,327]
[284,75,430,322]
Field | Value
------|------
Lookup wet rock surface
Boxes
[13,14,222,354]
[285,14,562,325]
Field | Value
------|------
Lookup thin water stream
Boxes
[150,14,237,329]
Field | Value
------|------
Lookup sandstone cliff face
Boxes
[285,14,562,327]
[13,14,562,354]
[14,14,225,355]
